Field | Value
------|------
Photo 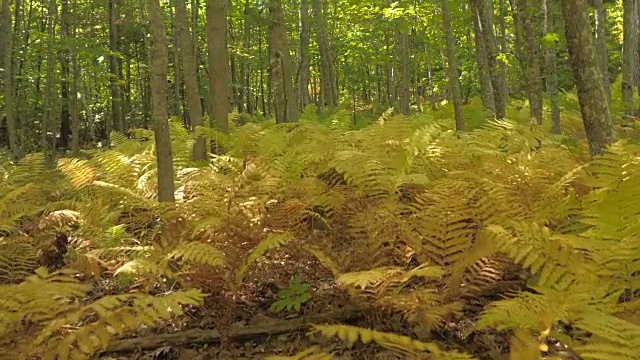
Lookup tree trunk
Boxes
[2,0,18,159]
[440,0,465,131]
[243,0,253,114]
[299,0,311,108]
[312,0,337,110]
[544,0,560,134]
[561,0,613,157]
[175,0,206,161]
[593,0,611,103]
[268,0,298,123]
[470,0,495,116]
[60,0,71,153]
[515,0,543,125]
[169,2,183,119]
[498,0,509,105]
[43,0,57,166]
[206,0,230,134]
[148,0,176,203]
[479,0,507,119]
[622,0,637,117]
[399,30,411,115]
[109,0,123,136]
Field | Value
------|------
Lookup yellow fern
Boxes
[311,324,476,359]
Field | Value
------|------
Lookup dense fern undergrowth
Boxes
[2,98,640,360]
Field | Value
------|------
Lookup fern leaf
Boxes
[312,324,476,359]
[236,232,292,285]
[167,241,225,267]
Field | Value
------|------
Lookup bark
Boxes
[440,0,465,131]
[206,0,230,133]
[243,0,253,113]
[498,0,509,104]
[425,45,437,111]
[71,53,80,154]
[268,0,298,123]
[312,0,337,110]
[60,0,71,153]
[230,20,242,112]
[43,0,57,166]
[470,0,496,115]
[515,0,543,125]
[109,0,123,135]
[299,0,311,108]
[479,0,507,118]
[2,0,19,160]
[399,30,411,115]
[175,0,206,161]
[593,0,611,103]
[561,0,613,157]
[148,0,176,203]
[622,0,637,116]
[544,0,560,134]
[169,3,183,119]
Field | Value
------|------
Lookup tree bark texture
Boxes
[175,0,206,161]
[562,0,614,157]
[440,0,465,131]
[148,0,176,203]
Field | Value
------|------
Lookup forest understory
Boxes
[4,0,640,359]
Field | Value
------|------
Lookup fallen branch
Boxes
[104,307,358,353]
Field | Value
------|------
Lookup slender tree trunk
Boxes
[499,0,509,104]
[207,0,230,133]
[68,0,83,149]
[516,0,543,125]
[268,0,298,123]
[544,0,560,133]
[43,0,57,166]
[175,0,206,161]
[399,30,411,115]
[299,0,311,108]
[2,0,19,160]
[561,0,613,157]
[60,0,71,153]
[148,0,176,203]
[243,0,253,113]
[593,0,611,103]
[622,0,637,117]
[312,0,337,110]
[71,53,80,154]
[109,0,122,136]
[440,0,465,131]
[169,2,183,119]
[470,0,495,115]
[479,0,506,118]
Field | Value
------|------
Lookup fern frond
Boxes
[311,324,476,359]
[167,241,225,267]
[573,312,640,360]
[35,289,206,360]
[114,259,172,278]
[235,232,292,284]
[482,223,596,289]
[0,242,39,284]
[58,158,99,189]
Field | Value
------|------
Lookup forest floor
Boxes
[94,240,527,360]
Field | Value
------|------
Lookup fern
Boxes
[312,324,476,359]
[236,232,293,285]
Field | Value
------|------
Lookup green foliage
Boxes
[2,103,640,359]
[270,276,311,313]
